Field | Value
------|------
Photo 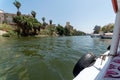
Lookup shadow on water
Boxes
[21,49,44,59]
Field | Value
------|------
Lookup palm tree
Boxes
[49,19,52,25]
[42,17,45,23]
[93,25,101,34]
[13,0,21,16]
[41,17,46,29]
[13,15,41,36]
[31,11,36,18]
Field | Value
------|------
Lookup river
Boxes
[0,36,111,80]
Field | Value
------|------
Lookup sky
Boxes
[0,0,116,33]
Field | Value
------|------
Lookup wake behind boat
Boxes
[90,34,101,38]
[73,0,120,80]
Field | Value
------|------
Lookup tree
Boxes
[41,17,47,29]
[64,27,70,36]
[31,11,36,18]
[56,24,65,36]
[93,25,101,34]
[49,19,52,25]
[42,17,45,23]
[101,23,114,33]
[13,0,21,16]
[13,15,41,36]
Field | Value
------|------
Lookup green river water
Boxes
[0,36,111,80]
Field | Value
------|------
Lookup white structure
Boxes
[0,9,4,24]
[0,9,16,24]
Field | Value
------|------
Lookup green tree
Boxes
[101,23,114,33]
[13,0,21,16]
[13,15,41,36]
[93,25,101,34]
[49,19,52,25]
[64,27,70,36]
[41,17,47,29]
[42,17,45,23]
[56,24,65,36]
[31,11,36,18]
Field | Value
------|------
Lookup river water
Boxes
[0,36,111,80]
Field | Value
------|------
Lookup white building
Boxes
[0,9,4,24]
[0,9,16,24]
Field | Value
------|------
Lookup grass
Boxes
[0,23,17,37]
[0,23,14,31]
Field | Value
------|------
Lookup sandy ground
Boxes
[0,30,7,35]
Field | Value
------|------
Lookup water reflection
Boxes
[65,39,72,48]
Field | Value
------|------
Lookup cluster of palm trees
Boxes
[13,15,41,36]
[13,0,41,36]
[13,0,85,36]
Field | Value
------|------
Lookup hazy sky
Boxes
[0,0,116,33]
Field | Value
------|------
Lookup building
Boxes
[0,9,17,25]
[65,22,73,30]
[0,9,4,24]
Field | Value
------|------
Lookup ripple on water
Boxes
[0,36,111,80]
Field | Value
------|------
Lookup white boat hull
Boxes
[101,35,112,39]
[73,51,111,80]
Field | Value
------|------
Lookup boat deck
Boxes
[73,51,111,80]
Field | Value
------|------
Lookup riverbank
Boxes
[0,30,7,35]
[35,35,49,37]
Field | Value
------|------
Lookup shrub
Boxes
[0,23,13,31]
[2,33,10,37]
